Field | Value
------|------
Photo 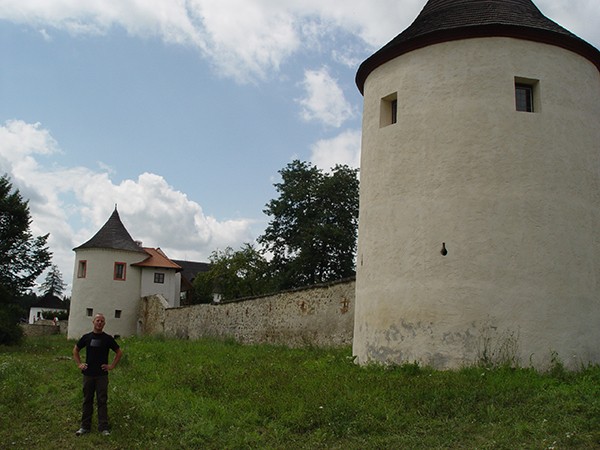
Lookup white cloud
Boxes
[190,0,300,82]
[38,28,52,41]
[0,120,59,160]
[536,0,600,48]
[310,129,361,171]
[298,67,355,128]
[0,120,254,293]
[0,1,598,83]
[0,0,299,83]
[0,0,421,84]
[284,0,419,47]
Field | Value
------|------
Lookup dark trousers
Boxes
[81,375,109,431]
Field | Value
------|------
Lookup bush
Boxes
[0,305,24,345]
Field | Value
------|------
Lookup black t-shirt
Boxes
[76,332,120,377]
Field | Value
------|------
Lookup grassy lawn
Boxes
[1,335,599,449]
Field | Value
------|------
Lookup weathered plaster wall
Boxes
[138,294,169,336]
[140,268,180,308]
[141,279,355,348]
[354,37,600,370]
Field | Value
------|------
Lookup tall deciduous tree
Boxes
[259,160,359,289]
[0,175,52,344]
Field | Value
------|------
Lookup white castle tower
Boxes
[353,0,600,369]
[68,208,182,339]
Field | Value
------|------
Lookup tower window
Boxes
[77,260,87,278]
[114,262,126,280]
[515,77,539,113]
[515,84,533,112]
[154,272,165,284]
[86,308,93,317]
[380,93,398,127]
[115,310,122,319]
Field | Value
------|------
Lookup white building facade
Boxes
[28,294,68,324]
[353,0,600,369]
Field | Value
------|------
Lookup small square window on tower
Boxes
[115,310,122,319]
[86,308,93,317]
[380,92,398,127]
[77,260,87,278]
[515,77,540,113]
[114,262,126,281]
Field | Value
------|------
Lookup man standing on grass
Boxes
[73,313,123,436]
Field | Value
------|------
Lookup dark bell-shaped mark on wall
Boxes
[440,242,448,256]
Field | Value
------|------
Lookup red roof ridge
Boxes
[132,247,182,271]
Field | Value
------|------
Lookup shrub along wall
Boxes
[140,278,355,348]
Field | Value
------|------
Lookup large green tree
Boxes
[0,175,51,298]
[0,175,52,344]
[259,160,359,289]
[193,244,272,303]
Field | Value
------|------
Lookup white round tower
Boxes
[353,0,600,369]
[68,209,147,339]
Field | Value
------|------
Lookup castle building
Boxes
[353,0,600,369]
[67,208,183,339]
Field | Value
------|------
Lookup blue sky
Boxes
[1,0,599,293]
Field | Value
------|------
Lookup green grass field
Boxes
[1,335,599,449]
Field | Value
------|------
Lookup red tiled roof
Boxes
[132,247,182,271]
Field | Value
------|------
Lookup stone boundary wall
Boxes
[21,320,67,337]
[140,278,355,348]
[139,294,169,336]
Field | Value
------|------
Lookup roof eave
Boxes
[356,25,600,95]
[131,263,183,272]
[72,244,147,253]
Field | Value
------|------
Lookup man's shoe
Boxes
[101,430,111,436]
[75,428,89,436]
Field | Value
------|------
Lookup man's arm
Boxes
[102,348,123,372]
[72,345,88,370]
